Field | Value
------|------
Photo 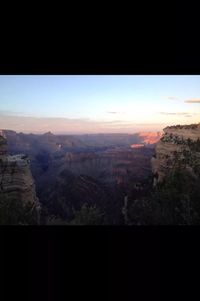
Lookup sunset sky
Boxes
[0,75,200,134]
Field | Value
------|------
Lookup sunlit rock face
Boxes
[152,123,200,185]
[130,144,144,149]
[138,131,163,145]
[131,132,163,149]
[0,134,40,224]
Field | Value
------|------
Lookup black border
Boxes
[1,24,200,300]
[2,225,200,300]
[0,24,198,76]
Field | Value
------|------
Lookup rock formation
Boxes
[152,123,200,185]
[0,134,40,224]
[137,131,163,145]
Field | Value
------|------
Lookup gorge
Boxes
[1,124,200,225]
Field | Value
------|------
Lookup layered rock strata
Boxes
[0,135,40,224]
[151,123,200,185]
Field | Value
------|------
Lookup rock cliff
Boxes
[152,123,200,185]
[0,135,40,224]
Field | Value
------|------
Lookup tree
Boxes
[0,193,38,225]
[127,166,200,225]
[70,203,104,225]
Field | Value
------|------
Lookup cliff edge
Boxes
[0,135,40,224]
[152,123,200,185]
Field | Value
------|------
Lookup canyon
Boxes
[0,130,156,224]
[1,124,200,225]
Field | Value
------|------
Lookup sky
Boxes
[0,75,200,134]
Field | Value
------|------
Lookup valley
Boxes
[0,130,157,224]
[2,124,200,225]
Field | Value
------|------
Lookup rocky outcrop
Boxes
[0,134,40,224]
[152,123,200,185]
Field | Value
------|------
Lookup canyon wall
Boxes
[0,135,40,224]
[151,123,200,185]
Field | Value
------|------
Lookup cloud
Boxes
[0,110,26,116]
[159,112,189,116]
[185,99,200,103]
[106,111,126,114]
[0,114,164,134]
[167,97,179,100]
[105,120,125,124]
